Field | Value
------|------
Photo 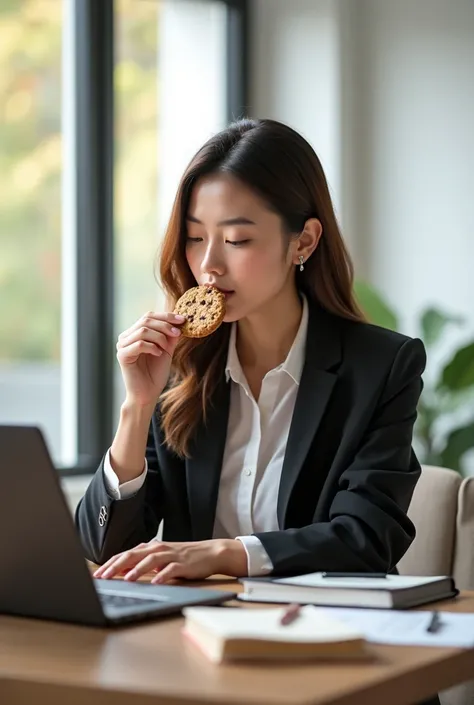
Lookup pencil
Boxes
[280,603,301,626]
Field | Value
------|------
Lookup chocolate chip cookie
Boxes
[173,286,226,338]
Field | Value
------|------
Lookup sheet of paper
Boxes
[313,607,474,648]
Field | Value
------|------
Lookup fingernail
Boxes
[170,327,181,335]
[173,314,186,321]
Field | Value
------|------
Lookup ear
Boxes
[291,218,322,265]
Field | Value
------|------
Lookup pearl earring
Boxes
[298,255,305,272]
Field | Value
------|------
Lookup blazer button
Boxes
[98,505,108,527]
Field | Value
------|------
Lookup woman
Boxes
[76,118,426,586]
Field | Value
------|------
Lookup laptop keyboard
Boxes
[98,593,163,611]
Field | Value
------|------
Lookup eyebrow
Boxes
[186,215,256,227]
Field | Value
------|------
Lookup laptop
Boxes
[0,425,236,626]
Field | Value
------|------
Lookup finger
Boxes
[93,543,149,578]
[116,340,163,365]
[151,562,183,585]
[117,312,186,342]
[124,551,175,581]
[142,311,187,325]
[93,552,126,578]
[119,324,181,357]
[116,328,169,358]
[118,321,182,347]
[97,548,151,579]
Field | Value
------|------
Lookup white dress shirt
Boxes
[104,295,309,576]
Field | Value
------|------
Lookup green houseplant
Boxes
[354,281,474,475]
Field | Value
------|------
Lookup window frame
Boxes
[59,0,249,476]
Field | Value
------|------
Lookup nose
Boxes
[200,242,225,277]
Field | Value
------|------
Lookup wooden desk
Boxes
[1,575,474,705]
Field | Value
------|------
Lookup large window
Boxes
[0,0,248,474]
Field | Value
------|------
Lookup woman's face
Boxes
[185,173,297,323]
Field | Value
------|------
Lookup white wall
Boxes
[357,0,474,335]
[249,0,474,337]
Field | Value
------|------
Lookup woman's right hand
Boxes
[116,311,186,408]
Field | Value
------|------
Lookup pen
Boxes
[321,572,387,578]
[280,603,301,626]
[426,611,442,633]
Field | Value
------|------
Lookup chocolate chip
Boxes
[200,300,206,305]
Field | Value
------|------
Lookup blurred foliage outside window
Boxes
[355,281,474,475]
[0,0,161,363]
[115,0,161,337]
[0,0,62,362]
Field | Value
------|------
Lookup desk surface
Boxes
[1,574,474,705]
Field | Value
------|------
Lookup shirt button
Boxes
[244,468,252,476]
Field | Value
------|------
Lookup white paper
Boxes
[313,607,474,648]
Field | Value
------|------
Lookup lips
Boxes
[205,285,234,295]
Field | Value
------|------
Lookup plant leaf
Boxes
[354,281,398,331]
[438,341,474,391]
[438,422,474,474]
[420,308,464,348]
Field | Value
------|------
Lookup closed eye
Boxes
[226,239,251,247]
[186,236,250,247]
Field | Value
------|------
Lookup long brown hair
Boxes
[158,118,364,457]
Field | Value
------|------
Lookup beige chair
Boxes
[398,465,474,705]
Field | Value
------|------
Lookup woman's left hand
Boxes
[93,538,248,584]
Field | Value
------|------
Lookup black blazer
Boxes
[76,302,426,575]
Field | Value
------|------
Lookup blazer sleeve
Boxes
[75,414,163,565]
[254,337,427,575]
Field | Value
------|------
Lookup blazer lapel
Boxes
[277,303,342,528]
[185,376,231,541]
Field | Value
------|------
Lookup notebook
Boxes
[238,573,458,609]
[181,605,369,663]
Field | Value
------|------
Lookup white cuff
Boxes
[103,449,147,500]
[235,535,273,577]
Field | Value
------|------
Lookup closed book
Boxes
[238,574,458,609]
[182,605,368,663]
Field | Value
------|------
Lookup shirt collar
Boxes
[225,294,309,386]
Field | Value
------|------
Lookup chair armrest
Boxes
[453,476,474,590]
